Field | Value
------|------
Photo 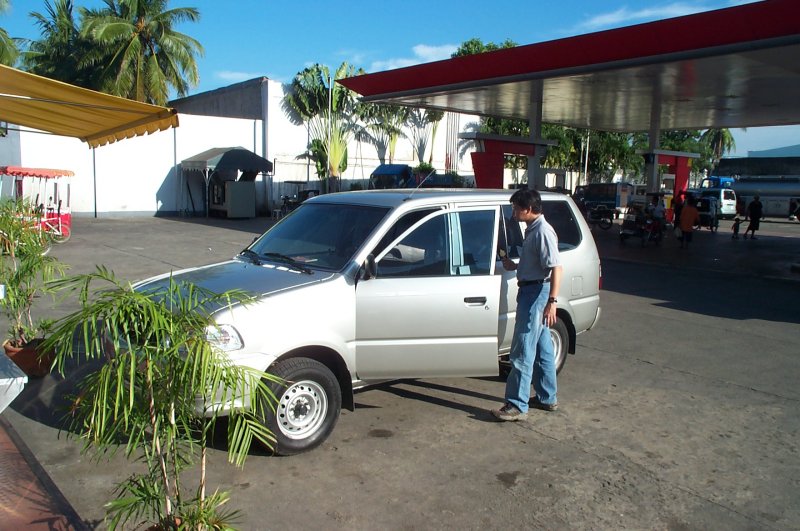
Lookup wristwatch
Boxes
[548,297,557,304]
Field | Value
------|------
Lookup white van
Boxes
[135,190,602,454]
[698,187,737,218]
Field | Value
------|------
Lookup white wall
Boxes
[7,79,478,216]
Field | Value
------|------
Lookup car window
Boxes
[250,203,389,271]
[455,209,496,276]
[541,200,581,251]
[372,208,441,257]
[500,204,522,259]
[377,213,450,277]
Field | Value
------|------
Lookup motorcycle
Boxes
[587,205,614,230]
[620,204,663,246]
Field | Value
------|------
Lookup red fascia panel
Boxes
[340,0,800,96]
[0,166,75,178]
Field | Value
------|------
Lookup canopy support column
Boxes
[527,81,547,190]
[460,133,556,189]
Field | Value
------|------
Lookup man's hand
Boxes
[501,255,516,271]
[544,302,557,327]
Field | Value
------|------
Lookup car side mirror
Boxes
[363,254,377,280]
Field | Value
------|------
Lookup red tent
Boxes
[0,166,74,178]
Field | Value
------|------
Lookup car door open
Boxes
[354,207,502,380]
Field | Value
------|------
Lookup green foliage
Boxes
[78,0,203,105]
[408,108,444,164]
[413,161,434,176]
[358,103,410,164]
[42,267,280,529]
[21,0,97,86]
[284,62,361,188]
[0,199,65,346]
[451,37,518,57]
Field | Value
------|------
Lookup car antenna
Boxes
[404,169,436,201]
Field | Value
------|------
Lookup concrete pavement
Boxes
[1,212,798,529]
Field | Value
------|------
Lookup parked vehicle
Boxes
[696,196,720,231]
[586,205,614,230]
[133,190,602,455]
[693,187,737,219]
[619,204,663,246]
[710,157,800,217]
[729,177,800,218]
[574,182,634,217]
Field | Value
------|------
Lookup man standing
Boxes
[744,195,763,239]
[678,195,701,249]
[492,189,562,421]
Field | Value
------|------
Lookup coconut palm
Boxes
[22,0,97,86]
[701,128,737,171]
[80,0,203,105]
[0,0,20,66]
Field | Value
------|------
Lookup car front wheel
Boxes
[261,357,341,456]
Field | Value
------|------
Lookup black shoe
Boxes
[530,397,558,412]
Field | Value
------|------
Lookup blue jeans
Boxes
[505,283,557,413]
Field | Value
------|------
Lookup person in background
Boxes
[789,198,798,221]
[744,195,763,239]
[732,216,743,239]
[673,192,685,228]
[679,195,700,249]
[492,188,562,422]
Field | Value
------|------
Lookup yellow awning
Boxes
[0,64,179,148]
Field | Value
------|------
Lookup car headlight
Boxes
[205,324,244,352]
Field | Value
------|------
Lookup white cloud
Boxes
[578,2,711,31]
[369,43,458,73]
[215,70,263,82]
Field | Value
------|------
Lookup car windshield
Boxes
[247,202,390,271]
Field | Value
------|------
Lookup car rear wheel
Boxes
[550,318,569,374]
[261,357,341,456]
[499,316,570,376]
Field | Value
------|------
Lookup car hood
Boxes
[134,258,334,310]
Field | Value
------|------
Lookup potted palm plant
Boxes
[43,267,280,530]
[0,198,64,377]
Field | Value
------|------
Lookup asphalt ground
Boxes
[2,213,799,530]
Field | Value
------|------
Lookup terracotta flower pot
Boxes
[3,339,55,377]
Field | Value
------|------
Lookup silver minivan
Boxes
[136,189,602,454]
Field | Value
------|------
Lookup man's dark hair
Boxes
[510,188,543,214]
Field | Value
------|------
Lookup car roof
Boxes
[304,188,567,209]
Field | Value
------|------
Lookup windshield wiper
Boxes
[261,252,313,275]
[237,249,262,265]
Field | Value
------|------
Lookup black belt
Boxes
[518,278,550,287]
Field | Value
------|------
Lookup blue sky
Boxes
[2,0,798,156]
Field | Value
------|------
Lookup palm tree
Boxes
[407,108,444,165]
[0,0,20,66]
[283,62,361,189]
[359,103,410,164]
[701,128,737,171]
[22,0,96,86]
[80,0,203,105]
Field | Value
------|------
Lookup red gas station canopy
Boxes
[0,166,75,179]
[340,0,800,132]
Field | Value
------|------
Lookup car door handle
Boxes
[464,296,487,305]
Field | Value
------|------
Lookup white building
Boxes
[1,78,479,217]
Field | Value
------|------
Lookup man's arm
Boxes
[544,265,562,327]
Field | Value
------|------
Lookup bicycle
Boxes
[39,201,71,243]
